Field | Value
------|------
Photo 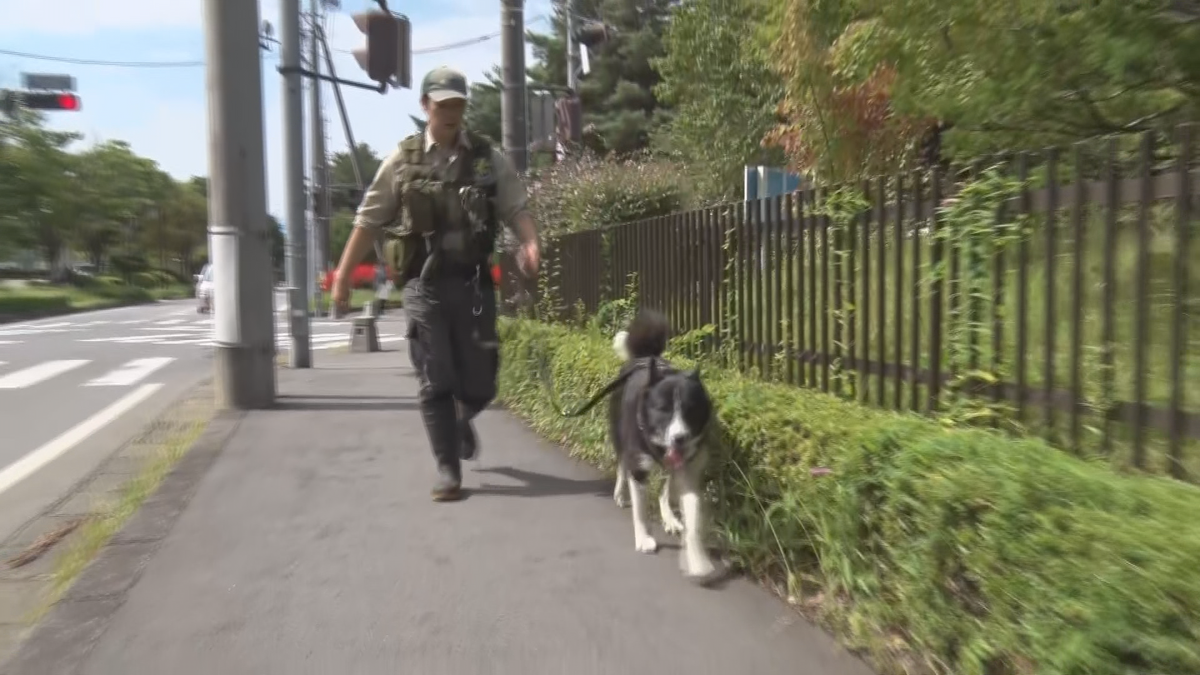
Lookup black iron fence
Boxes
[500,123,1200,482]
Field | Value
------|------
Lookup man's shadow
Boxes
[467,466,611,499]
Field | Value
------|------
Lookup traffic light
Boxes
[0,89,81,114]
[351,10,412,90]
[574,21,612,48]
[26,92,81,111]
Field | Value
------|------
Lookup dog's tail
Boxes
[612,309,670,361]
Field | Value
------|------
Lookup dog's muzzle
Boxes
[665,444,685,470]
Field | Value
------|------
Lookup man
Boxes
[331,65,540,502]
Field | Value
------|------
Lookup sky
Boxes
[0,0,554,222]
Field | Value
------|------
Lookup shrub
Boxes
[526,153,696,237]
[497,315,1200,675]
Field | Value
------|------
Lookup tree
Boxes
[652,0,785,200]
[268,215,285,274]
[527,0,676,156]
[464,66,504,142]
[328,143,382,212]
[0,110,84,275]
[73,140,167,269]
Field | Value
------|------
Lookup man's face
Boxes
[422,96,466,138]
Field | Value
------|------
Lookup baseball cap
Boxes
[421,66,469,102]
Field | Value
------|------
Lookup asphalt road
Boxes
[0,293,405,545]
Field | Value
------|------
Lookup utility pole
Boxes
[566,1,578,93]
[501,0,528,173]
[280,0,311,367]
[201,0,276,408]
[308,1,329,317]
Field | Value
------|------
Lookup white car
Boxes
[194,264,214,313]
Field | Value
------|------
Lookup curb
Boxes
[0,410,244,675]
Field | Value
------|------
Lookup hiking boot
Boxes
[431,462,463,502]
[459,418,479,461]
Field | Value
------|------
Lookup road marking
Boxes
[0,383,164,497]
[0,340,19,345]
[154,318,188,325]
[84,357,176,387]
[0,359,89,389]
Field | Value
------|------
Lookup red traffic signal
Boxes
[22,92,81,111]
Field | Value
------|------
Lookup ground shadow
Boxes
[467,466,612,499]
[272,395,422,412]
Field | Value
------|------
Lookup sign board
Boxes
[21,73,76,91]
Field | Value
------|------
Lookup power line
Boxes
[0,16,549,69]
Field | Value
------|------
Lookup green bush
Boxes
[0,291,71,315]
[497,316,1200,675]
[526,153,695,237]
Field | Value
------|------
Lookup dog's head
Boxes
[639,360,713,470]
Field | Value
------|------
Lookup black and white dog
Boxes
[608,310,718,581]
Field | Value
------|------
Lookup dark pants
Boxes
[402,273,499,473]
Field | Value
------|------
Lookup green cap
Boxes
[421,66,468,102]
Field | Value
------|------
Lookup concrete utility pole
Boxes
[308,1,330,317]
[201,0,276,408]
[501,0,528,173]
[280,0,312,367]
[566,1,578,93]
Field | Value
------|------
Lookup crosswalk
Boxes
[0,313,401,350]
[0,357,178,391]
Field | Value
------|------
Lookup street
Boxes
[0,295,404,545]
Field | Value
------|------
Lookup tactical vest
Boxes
[382,129,499,281]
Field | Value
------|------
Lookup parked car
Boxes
[194,263,214,313]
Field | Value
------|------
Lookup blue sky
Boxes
[0,0,553,221]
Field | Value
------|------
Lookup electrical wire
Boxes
[0,15,550,69]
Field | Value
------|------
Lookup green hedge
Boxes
[497,316,1200,675]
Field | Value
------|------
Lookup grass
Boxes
[0,281,190,320]
[32,413,210,620]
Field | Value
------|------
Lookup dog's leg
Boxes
[613,466,629,508]
[658,473,684,536]
[628,474,658,554]
[676,467,716,579]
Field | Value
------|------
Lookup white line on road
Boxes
[0,359,89,389]
[0,383,164,496]
[84,357,176,387]
[154,318,188,325]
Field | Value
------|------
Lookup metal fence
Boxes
[500,123,1200,481]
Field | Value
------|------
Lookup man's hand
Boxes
[331,268,352,317]
[517,239,540,278]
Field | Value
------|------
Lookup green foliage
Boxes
[498,315,1200,675]
[526,153,694,236]
[0,112,211,279]
[528,0,675,156]
[651,0,784,201]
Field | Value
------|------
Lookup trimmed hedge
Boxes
[497,316,1200,675]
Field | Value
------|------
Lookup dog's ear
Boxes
[688,367,701,381]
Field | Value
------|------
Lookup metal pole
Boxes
[318,22,385,264]
[501,0,528,173]
[201,0,276,408]
[308,4,329,317]
[280,0,311,367]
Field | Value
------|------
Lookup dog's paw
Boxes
[634,533,659,554]
[680,547,717,579]
[613,493,630,508]
[662,514,684,536]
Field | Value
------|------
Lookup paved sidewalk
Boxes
[3,346,876,675]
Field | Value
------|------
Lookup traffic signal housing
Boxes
[0,90,81,114]
[574,21,612,48]
[351,11,412,90]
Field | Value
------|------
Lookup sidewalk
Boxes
[3,346,876,675]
